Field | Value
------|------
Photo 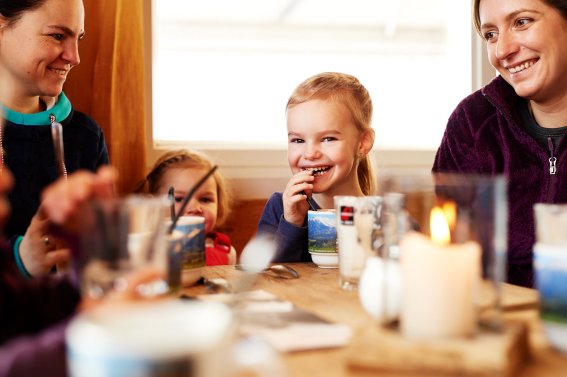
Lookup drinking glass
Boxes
[334,195,382,291]
[76,195,169,299]
[377,173,508,330]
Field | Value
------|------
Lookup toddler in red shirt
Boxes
[138,150,236,265]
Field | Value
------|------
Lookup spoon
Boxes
[265,264,300,279]
[236,264,300,279]
[201,277,232,293]
[196,236,277,297]
[230,235,277,293]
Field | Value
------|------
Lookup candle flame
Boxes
[442,202,456,230]
[430,206,451,245]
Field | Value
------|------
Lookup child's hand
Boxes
[282,170,314,226]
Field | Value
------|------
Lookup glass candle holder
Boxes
[377,173,508,336]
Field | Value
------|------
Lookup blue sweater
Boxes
[2,93,109,240]
[257,192,320,262]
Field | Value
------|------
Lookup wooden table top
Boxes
[182,263,567,377]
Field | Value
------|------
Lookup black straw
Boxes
[168,186,175,222]
[302,191,317,211]
[168,165,218,234]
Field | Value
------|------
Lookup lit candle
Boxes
[400,206,480,339]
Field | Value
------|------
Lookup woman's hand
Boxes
[18,166,117,277]
[41,166,117,234]
[19,206,70,277]
[282,170,314,226]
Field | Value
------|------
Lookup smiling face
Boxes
[479,0,567,103]
[0,0,84,111]
[287,98,372,197]
[157,167,219,235]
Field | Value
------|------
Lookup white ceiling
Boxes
[157,0,449,31]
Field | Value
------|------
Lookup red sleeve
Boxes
[205,232,232,266]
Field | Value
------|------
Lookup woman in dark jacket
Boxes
[0,0,109,278]
[433,0,567,287]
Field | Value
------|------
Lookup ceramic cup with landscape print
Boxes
[307,209,338,268]
[533,203,567,354]
[168,216,206,286]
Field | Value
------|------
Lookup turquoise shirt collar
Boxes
[2,92,72,126]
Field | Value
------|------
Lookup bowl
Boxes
[66,300,233,377]
[309,252,339,268]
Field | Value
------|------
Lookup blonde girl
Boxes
[139,150,236,265]
[258,72,376,262]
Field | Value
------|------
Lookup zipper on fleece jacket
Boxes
[547,136,558,202]
[548,137,557,175]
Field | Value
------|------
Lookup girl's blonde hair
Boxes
[286,72,376,195]
[137,149,232,227]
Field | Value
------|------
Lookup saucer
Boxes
[309,252,339,268]
[543,322,567,354]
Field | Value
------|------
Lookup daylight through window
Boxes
[152,0,472,150]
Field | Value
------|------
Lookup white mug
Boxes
[66,299,285,377]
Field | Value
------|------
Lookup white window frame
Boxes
[143,1,495,199]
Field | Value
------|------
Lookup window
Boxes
[148,0,489,198]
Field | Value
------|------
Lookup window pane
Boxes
[153,0,471,150]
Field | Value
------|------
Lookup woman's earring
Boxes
[357,152,364,159]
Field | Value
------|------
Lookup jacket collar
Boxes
[481,75,524,125]
[2,92,72,126]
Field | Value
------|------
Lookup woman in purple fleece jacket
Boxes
[1,166,164,377]
[433,0,567,287]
